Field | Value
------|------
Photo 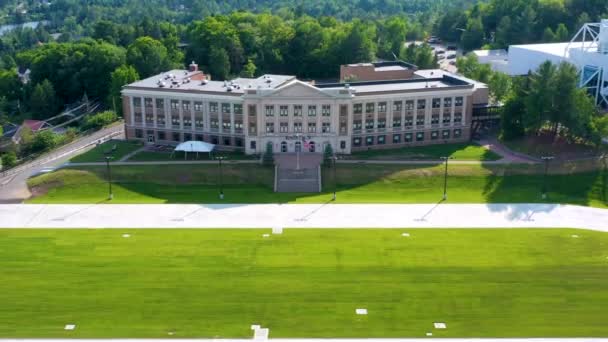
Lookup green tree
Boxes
[461,16,484,51]
[263,142,274,166]
[108,65,139,114]
[555,24,569,42]
[1,151,17,169]
[127,37,172,78]
[488,72,512,102]
[209,47,231,80]
[28,130,57,153]
[542,27,556,42]
[29,79,57,119]
[525,61,556,133]
[500,77,528,140]
[0,69,22,101]
[241,59,256,78]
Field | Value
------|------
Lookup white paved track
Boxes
[1,203,607,230]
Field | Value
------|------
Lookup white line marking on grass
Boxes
[251,325,260,330]
[262,234,270,238]
[64,324,75,331]
[355,308,368,315]
[272,227,283,234]
[571,234,579,238]
[122,234,131,238]
[426,332,433,336]
[434,322,447,329]
[402,232,410,237]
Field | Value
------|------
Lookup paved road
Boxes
[1,203,607,230]
[0,124,124,203]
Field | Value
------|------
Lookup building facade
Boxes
[122,63,488,155]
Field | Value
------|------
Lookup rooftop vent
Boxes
[189,61,199,72]
[201,79,209,85]
[265,77,273,83]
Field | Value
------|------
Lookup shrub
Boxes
[84,110,118,130]
[1,151,17,169]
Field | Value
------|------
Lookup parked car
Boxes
[447,54,457,59]
[449,60,456,65]
[447,45,457,51]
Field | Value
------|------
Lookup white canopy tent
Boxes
[172,140,216,159]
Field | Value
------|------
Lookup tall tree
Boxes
[209,47,231,80]
[460,16,485,51]
[30,79,57,119]
[108,65,139,114]
[127,37,173,78]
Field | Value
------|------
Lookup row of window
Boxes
[353,97,464,114]
[352,129,463,147]
[353,113,463,130]
[264,104,332,117]
[134,129,244,147]
[264,122,332,133]
[133,98,243,115]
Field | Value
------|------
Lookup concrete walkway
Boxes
[1,203,607,230]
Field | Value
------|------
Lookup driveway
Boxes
[0,123,124,203]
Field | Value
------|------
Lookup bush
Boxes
[1,151,17,169]
[28,130,58,154]
[84,110,118,130]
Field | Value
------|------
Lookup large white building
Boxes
[508,19,608,107]
[121,62,489,155]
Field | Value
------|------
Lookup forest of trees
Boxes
[435,0,608,51]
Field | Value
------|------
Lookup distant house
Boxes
[23,119,49,132]
[8,120,51,145]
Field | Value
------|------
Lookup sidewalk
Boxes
[1,203,607,230]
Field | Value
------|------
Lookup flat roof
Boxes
[317,74,473,94]
[473,49,507,57]
[125,70,295,94]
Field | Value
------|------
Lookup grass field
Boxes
[1,228,607,338]
[26,163,608,207]
[350,142,502,161]
[70,140,143,163]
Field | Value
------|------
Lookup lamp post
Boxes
[104,156,113,200]
[332,155,338,201]
[440,156,453,201]
[216,156,227,200]
[541,156,555,200]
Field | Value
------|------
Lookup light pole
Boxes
[105,156,113,200]
[440,156,453,201]
[541,156,555,200]
[332,155,338,201]
[296,133,301,170]
[216,156,227,200]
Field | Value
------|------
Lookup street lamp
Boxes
[541,156,555,200]
[216,156,227,200]
[104,156,113,200]
[440,156,453,201]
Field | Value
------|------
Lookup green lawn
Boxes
[70,140,143,163]
[0,228,607,338]
[350,142,502,161]
[26,163,608,208]
[127,150,258,162]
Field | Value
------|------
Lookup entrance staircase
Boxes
[274,153,322,193]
